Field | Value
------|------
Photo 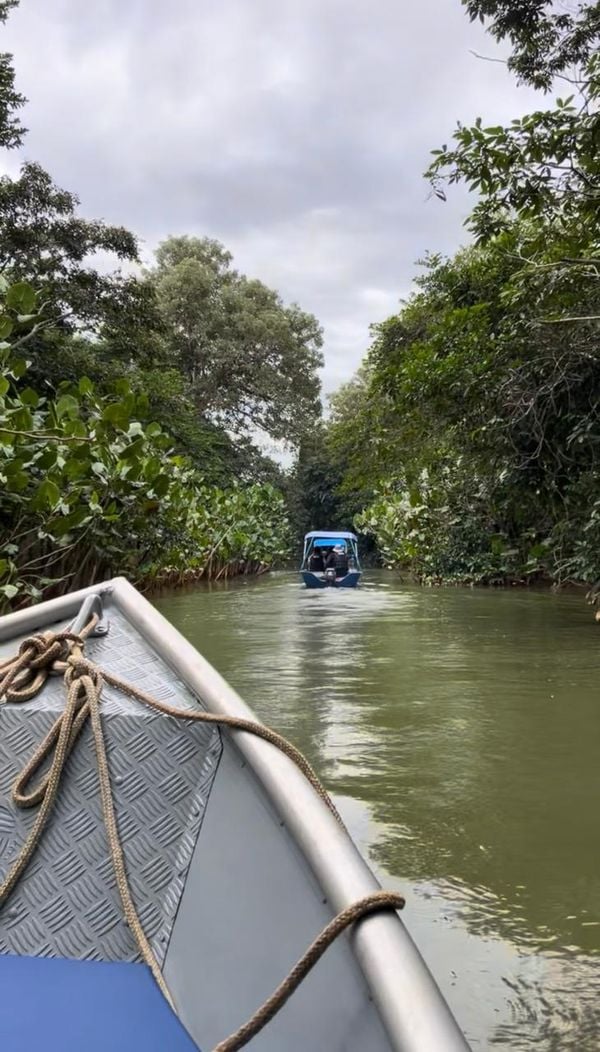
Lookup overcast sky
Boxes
[3,0,540,395]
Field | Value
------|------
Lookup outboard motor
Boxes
[324,567,337,586]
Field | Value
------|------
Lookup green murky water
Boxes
[155,572,600,1050]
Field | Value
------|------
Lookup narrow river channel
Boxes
[155,572,599,1050]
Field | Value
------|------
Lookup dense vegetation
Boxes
[0,1,321,608]
[3,0,600,605]
[0,280,291,605]
[298,0,600,591]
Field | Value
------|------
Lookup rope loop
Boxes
[17,634,48,660]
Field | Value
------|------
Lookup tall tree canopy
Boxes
[328,227,600,584]
[0,5,141,328]
[463,0,600,88]
[0,0,24,148]
[0,0,298,610]
[317,1,600,588]
[0,162,140,326]
[430,2,600,241]
[149,236,323,444]
[0,6,322,480]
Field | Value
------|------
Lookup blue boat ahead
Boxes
[300,531,362,588]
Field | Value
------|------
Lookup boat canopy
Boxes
[304,531,358,541]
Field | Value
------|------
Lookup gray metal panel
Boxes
[0,604,222,965]
[165,743,393,1052]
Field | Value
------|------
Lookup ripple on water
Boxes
[155,573,600,1050]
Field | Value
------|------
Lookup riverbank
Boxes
[385,568,592,594]
[0,281,294,616]
[4,558,279,613]
[142,559,272,592]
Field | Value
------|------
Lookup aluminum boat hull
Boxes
[0,579,469,1052]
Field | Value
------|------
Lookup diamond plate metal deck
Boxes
[0,604,222,964]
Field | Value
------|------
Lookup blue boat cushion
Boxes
[0,954,200,1051]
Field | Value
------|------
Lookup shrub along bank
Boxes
[0,282,291,611]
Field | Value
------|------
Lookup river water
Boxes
[155,572,599,1050]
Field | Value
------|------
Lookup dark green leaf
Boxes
[6,282,36,314]
[33,478,61,509]
[56,394,79,420]
[20,387,39,407]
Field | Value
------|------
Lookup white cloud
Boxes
[3,0,542,392]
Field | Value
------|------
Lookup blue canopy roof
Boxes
[304,531,357,541]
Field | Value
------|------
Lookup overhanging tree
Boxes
[462,0,600,89]
[429,2,600,243]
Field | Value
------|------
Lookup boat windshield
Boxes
[302,536,360,570]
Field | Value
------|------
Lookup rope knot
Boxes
[18,634,47,659]
[1,631,80,704]
[65,653,103,695]
[19,633,68,670]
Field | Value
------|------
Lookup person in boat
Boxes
[308,547,324,573]
[333,544,349,577]
[323,547,337,572]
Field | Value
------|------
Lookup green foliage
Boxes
[428,86,600,241]
[430,4,600,242]
[356,482,507,586]
[0,4,318,610]
[462,0,600,89]
[287,425,348,544]
[0,162,140,330]
[0,1,25,149]
[0,9,140,330]
[0,281,292,609]
[355,468,545,585]
[344,3,600,588]
[326,223,600,586]
[327,365,398,504]
[286,363,398,550]
[149,236,323,444]
[0,4,323,544]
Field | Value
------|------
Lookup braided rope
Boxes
[0,622,404,1050]
[213,890,405,1052]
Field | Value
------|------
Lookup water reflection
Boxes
[155,573,600,1048]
